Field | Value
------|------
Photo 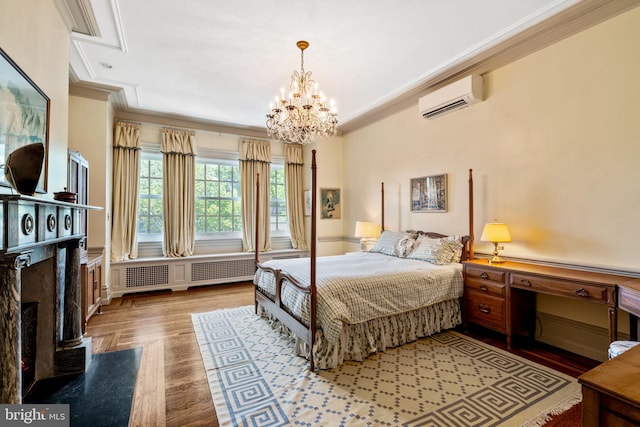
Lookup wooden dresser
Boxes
[462,259,630,348]
[579,343,640,426]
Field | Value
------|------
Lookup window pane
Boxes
[270,165,288,232]
[206,164,217,181]
[195,163,205,180]
[139,155,163,237]
[194,160,241,235]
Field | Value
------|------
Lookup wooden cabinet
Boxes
[68,149,102,332]
[67,150,88,258]
[81,255,103,334]
[580,344,640,426]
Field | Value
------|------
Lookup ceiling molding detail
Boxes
[54,0,99,36]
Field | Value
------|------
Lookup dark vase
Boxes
[4,143,45,196]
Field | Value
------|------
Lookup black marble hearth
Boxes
[24,348,142,427]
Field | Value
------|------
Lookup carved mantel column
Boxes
[0,253,32,404]
[60,239,83,347]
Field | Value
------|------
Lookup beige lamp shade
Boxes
[354,221,378,238]
[480,222,511,243]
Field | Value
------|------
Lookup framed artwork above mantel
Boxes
[0,48,50,193]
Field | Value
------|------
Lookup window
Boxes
[138,153,163,237]
[270,164,288,233]
[195,159,242,235]
[137,149,290,243]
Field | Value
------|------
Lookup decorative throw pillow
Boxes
[408,235,457,265]
[445,235,464,263]
[395,236,416,258]
[370,231,415,257]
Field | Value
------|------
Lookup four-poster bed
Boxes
[254,150,475,370]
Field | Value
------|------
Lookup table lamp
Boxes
[355,221,379,252]
[480,220,511,263]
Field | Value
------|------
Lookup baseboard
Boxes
[536,312,629,362]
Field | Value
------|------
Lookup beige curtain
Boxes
[111,121,141,261]
[284,144,308,249]
[240,139,271,252]
[161,128,196,257]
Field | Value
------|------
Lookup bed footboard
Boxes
[255,263,316,369]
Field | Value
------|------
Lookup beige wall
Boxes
[68,95,113,289]
[341,8,640,339]
[1,0,70,196]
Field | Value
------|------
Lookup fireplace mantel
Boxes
[0,195,99,403]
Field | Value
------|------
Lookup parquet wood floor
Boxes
[85,282,599,426]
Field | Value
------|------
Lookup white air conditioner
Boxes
[419,75,484,119]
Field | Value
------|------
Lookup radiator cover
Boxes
[110,250,308,297]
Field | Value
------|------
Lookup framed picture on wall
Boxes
[304,190,311,216]
[0,48,50,193]
[320,188,341,219]
[411,174,447,212]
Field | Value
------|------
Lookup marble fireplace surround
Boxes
[0,195,94,404]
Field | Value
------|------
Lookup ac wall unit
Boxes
[419,75,484,119]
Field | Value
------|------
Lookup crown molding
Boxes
[115,109,270,139]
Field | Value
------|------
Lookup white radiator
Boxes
[110,250,308,297]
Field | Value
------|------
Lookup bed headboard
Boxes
[413,231,472,262]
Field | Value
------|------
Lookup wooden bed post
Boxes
[254,172,260,314]
[255,173,260,270]
[468,169,474,260]
[381,182,385,232]
[309,150,317,371]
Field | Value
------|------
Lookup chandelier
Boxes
[266,40,338,144]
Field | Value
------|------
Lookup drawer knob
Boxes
[479,284,489,292]
[478,304,491,314]
[575,288,590,297]
[480,272,489,279]
[520,278,532,287]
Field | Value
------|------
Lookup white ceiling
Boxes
[65,0,632,134]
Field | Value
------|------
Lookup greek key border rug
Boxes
[192,306,580,427]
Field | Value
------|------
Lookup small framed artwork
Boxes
[304,190,311,216]
[411,174,447,212]
[320,188,341,219]
[0,48,50,193]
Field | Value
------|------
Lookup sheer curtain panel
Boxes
[111,121,141,261]
[285,144,308,249]
[240,139,271,252]
[161,128,196,257]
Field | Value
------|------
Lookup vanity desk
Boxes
[462,259,636,347]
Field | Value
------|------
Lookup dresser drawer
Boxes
[465,266,505,283]
[465,278,506,297]
[509,273,610,304]
[464,290,505,332]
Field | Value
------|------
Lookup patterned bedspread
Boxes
[254,252,464,344]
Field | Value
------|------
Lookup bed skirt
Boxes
[257,299,462,369]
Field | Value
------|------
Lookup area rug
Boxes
[192,306,580,427]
